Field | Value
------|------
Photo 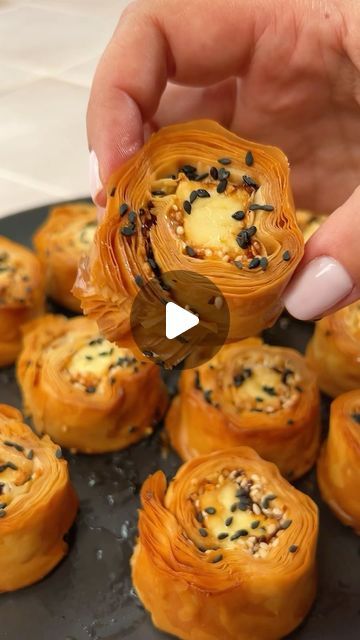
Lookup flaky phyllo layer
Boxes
[73,120,303,366]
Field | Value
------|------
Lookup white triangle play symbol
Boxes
[165,302,199,340]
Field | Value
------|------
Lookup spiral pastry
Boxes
[33,202,97,312]
[73,120,303,366]
[306,302,360,397]
[17,315,167,453]
[166,339,320,480]
[318,390,360,533]
[296,209,326,242]
[0,404,78,592]
[0,236,44,367]
[132,446,318,640]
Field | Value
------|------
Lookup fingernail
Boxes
[283,256,353,320]
[89,150,102,204]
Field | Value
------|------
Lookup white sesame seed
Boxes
[253,504,261,515]
[214,296,223,310]
[204,248,213,257]
[176,225,184,236]
[267,524,277,535]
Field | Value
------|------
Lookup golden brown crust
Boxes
[0,236,44,367]
[0,404,78,592]
[306,302,360,397]
[317,390,360,533]
[33,203,96,312]
[73,120,303,366]
[17,314,168,453]
[166,339,320,480]
[131,447,318,640]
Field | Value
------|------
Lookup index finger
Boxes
[87,0,263,201]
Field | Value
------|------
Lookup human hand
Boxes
[87,0,360,321]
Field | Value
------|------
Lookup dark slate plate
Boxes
[0,203,359,640]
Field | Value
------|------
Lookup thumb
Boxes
[283,186,360,320]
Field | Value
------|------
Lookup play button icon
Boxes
[165,302,199,340]
[130,269,230,369]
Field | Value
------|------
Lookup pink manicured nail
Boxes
[89,150,102,204]
[283,256,353,321]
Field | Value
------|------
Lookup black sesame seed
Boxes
[151,190,166,196]
[236,231,249,249]
[218,157,231,165]
[55,448,63,459]
[249,257,260,269]
[351,413,360,424]
[205,507,216,515]
[245,150,254,166]
[218,168,230,180]
[183,200,192,214]
[243,175,259,190]
[261,494,277,509]
[0,509,6,518]
[236,487,249,498]
[4,440,24,452]
[283,250,291,261]
[134,275,144,287]
[119,203,129,216]
[196,512,204,523]
[109,186,116,197]
[197,189,210,198]
[230,529,248,540]
[232,210,245,221]
[225,517,233,527]
[262,385,277,396]
[86,386,97,394]
[204,389,213,404]
[281,519,293,530]
[128,211,137,224]
[89,338,103,346]
[185,245,197,257]
[199,528,208,537]
[234,260,243,270]
[6,462,17,471]
[143,350,154,358]
[190,190,198,204]
[249,204,274,212]
[0,503,6,509]
[195,172,209,181]
[211,554,223,563]
[182,164,196,175]
[251,520,260,529]
[289,544,298,553]
[27,449,34,460]
[210,167,219,180]
[230,503,237,513]
[260,257,268,270]
[198,545,207,553]
[218,532,229,540]
[120,226,136,236]
[233,373,244,387]
[217,179,227,194]
[287,419,294,425]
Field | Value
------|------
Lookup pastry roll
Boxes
[306,302,360,397]
[33,203,97,312]
[17,315,167,453]
[317,390,360,533]
[0,404,78,592]
[0,236,44,367]
[73,120,303,367]
[132,446,318,640]
[166,339,320,480]
[296,209,326,242]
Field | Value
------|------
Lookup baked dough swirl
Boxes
[17,315,167,453]
[132,446,318,640]
[0,404,78,592]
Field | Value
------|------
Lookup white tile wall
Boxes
[0,0,130,218]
